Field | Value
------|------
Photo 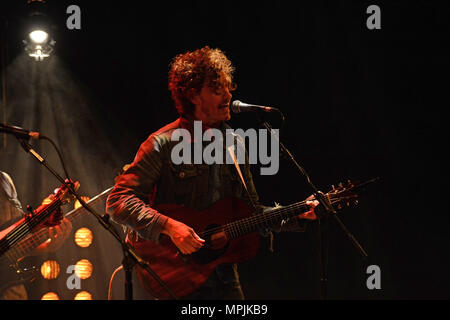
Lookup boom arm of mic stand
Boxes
[17,138,178,300]
[257,120,368,259]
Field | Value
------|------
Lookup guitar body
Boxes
[131,197,260,299]
[128,179,366,299]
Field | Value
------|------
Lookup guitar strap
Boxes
[227,144,275,253]
[227,145,258,212]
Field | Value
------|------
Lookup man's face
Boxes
[191,75,233,126]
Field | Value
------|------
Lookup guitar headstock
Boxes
[326,180,360,210]
[326,177,379,210]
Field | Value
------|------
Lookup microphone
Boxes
[231,100,277,113]
[0,123,40,140]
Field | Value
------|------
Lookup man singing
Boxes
[106,46,317,299]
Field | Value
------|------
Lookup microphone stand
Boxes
[17,138,178,300]
[255,112,368,300]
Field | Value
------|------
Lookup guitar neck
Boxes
[2,187,113,262]
[2,205,82,263]
[4,203,87,263]
[224,201,310,239]
[0,198,63,260]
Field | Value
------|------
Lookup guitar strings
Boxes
[14,207,82,256]
[7,228,48,261]
[1,218,39,251]
[3,203,83,261]
[1,214,51,253]
[1,193,350,255]
[198,199,310,238]
[0,210,51,253]
[2,207,64,255]
[198,196,346,239]
[2,193,98,259]
[0,200,62,254]
[200,200,308,238]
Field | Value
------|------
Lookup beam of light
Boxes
[0,52,127,299]
[29,30,48,44]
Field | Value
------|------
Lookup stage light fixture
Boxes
[41,292,60,300]
[23,1,55,61]
[40,260,61,280]
[74,291,93,300]
[29,30,48,44]
[74,227,94,248]
[24,30,55,61]
[75,259,93,280]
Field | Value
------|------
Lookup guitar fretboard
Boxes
[1,187,113,263]
[224,201,310,239]
[0,198,63,259]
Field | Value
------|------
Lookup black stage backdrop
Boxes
[0,0,448,301]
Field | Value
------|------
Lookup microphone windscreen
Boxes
[231,100,242,113]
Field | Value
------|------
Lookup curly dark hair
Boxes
[168,46,236,116]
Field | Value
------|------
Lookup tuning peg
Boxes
[332,185,335,190]
[25,205,34,221]
[355,200,359,205]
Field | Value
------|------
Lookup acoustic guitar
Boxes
[132,180,371,299]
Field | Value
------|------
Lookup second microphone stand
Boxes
[256,112,368,300]
[18,138,178,300]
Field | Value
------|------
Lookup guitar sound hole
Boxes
[191,224,229,265]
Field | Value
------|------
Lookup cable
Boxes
[108,265,123,300]
[39,135,72,181]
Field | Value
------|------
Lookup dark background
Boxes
[0,0,449,300]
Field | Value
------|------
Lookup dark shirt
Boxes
[106,117,267,243]
[106,117,305,297]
